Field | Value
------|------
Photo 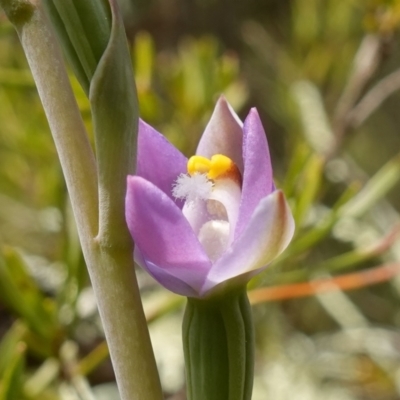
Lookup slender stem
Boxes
[89,247,163,399]
[1,2,162,399]
[17,2,99,240]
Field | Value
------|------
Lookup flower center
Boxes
[172,154,242,263]
[188,154,241,183]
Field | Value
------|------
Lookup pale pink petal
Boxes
[135,247,198,297]
[126,176,212,293]
[196,96,244,172]
[202,190,294,295]
[234,109,274,240]
[137,119,187,207]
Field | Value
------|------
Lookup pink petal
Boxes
[126,176,212,293]
[137,119,187,207]
[196,96,244,172]
[135,247,198,297]
[234,109,274,240]
[202,190,294,295]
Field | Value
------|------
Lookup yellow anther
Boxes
[187,156,212,175]
[208,154,234,180]
[187,154,238,181]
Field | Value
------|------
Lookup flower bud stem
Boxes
[183,287,254,400]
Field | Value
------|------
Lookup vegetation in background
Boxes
[2,0,400,398]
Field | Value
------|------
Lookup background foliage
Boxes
[2,0,400,398]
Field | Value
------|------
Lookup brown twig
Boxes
[249,262,400,304]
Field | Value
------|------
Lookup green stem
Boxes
[183,288,254,400]
[10,2,99,239]
[0,2,162,399]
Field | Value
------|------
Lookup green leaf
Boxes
[56,201,88,326]
[23,358,60,398]
[90,0,139,244]
[293,153,324,227]
[282,142,311,197]
[0,247,56,339]
[42,0,111,94]
[0,322,27,377]
[0,342,26,400]
[133,31,155,91]
[279,182,360,262]
[291,80,334,156]
[339,154,400,218]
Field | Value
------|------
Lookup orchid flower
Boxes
[125,97,294,298]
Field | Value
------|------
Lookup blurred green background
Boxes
[2,0,400,398]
